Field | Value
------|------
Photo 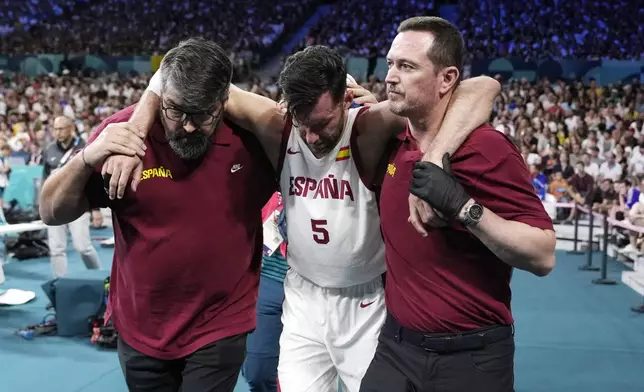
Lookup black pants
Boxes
[360,314,515,392]
[117,333,247,392]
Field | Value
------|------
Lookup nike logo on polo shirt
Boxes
[231,164,243,173]
[359,300,376,308]
[287,148,300,155]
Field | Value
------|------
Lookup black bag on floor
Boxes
[2,201,49,260]
[4,236,49,260]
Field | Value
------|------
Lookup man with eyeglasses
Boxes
[42,115,101,278]
[39,38,277,392]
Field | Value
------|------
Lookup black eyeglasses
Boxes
[161,102,223,127]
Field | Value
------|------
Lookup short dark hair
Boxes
[278,45,346,121]
[160,37,232,111]
[397,16,464,74]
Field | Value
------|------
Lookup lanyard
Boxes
[57,137,80,169]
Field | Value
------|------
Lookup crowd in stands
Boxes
[1,0,644,257]
[458,0,644,60]
[0,71,150,185]
[5,66,644,259]
[0,0,320,81]
[296,0,435,57]
[488,75,644,257]
[292,0,644,62]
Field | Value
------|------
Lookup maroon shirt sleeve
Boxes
[453,127,554,231]
[83,105,137,209]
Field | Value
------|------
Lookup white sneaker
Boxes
[618,244,637,254]
[100,236,115,248]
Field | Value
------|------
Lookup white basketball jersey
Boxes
[280,107,386,288]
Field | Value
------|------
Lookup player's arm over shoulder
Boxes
[353,76,500,184]
[225,84,286,168]
[146,70,285,168]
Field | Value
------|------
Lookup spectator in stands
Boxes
[28,142,43,165]
[591,179,618,214]
[549,171,570,202]
[42,115,100,278]
[599,152,623,181]
[565,161,595,220]
[530,164,548,201]
[0,144,10,208]
[582,152,600,178]
[620,194,644,257]
[610,179,637,221]
[628,143,644,175]
[552,150,575,179]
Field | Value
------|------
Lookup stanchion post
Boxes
[568,202,584,254]
[593,213,617,285]
[580,206,600,271]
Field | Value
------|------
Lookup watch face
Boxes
[469,204,484,220]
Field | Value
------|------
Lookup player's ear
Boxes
[439,66,460,95]
[344,88,354,108]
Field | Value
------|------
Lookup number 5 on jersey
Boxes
[311,219,329,244]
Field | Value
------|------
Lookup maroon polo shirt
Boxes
[84,105,275,359]
[380,124,553,333]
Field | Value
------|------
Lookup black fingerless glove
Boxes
[409,153,471,220]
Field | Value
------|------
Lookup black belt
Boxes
[381,313,513,354]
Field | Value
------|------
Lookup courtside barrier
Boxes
[553,202,596,255]
[553,201,644,286]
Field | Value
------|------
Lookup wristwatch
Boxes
[460,202,484,227]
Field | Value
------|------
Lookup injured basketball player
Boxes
[99,44,499,392]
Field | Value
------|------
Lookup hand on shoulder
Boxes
[84,122,146,200]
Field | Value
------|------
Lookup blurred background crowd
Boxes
[0,0,643,254]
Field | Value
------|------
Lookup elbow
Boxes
[38,182,60,226]
[480,76,501,100]
[531,233,556,277]
[40,208,56,226]
[532,253,556,277]
[38,194,56,226]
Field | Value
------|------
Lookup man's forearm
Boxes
[130,90,160,136]
[466,204,556,277]
[131,73,162,136]
[424,76,500,162]
[39,154,94,226]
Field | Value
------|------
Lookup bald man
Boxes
[42,116,101,278]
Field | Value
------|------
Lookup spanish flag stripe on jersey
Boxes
[335,146,351,161]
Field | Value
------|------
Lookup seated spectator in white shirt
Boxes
[599,152,622,181]
[629,144,644,175]
[582,153,600,178]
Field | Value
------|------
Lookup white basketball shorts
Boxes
[278,268,386,392]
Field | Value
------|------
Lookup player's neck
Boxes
[408,95,451,153]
